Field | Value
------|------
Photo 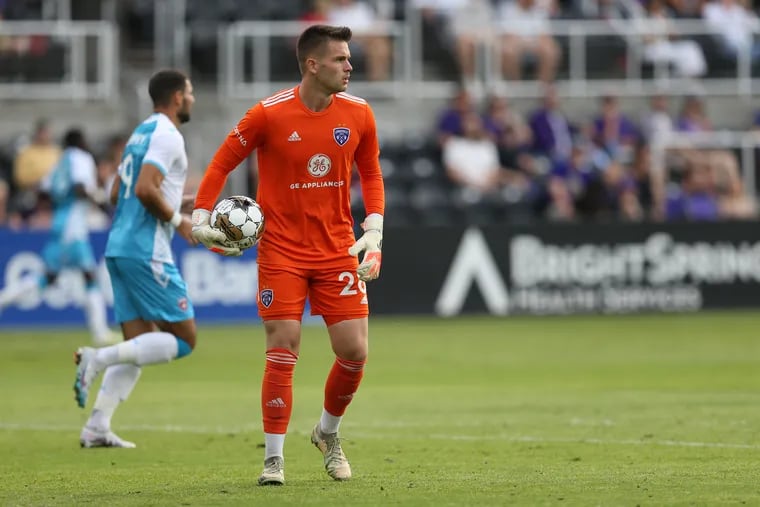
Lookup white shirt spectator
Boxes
[703,0,760,53]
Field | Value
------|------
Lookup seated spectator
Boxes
[592,94,639,161]
[528,84,574,162]
[443,111,528,203]
[426,0,494,87]
[482,94,533,167]
[327,0,392,81]
[436,87,477,145]
[497,0,560,82]
[639,93,674,144]
[702,0,760,63]
[13,118,60,190]
[665,161,720,221]
[638,0,706,78]
[675,94,712,132]
[712,152,758,218]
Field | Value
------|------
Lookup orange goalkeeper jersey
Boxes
[195,86,385,269]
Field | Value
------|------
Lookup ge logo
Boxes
[307,153,331,178]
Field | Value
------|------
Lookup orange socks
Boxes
[261,348,297,434]
[324,357,366,417]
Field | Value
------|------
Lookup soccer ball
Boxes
[210,195,265,250]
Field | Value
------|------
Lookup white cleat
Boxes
[80,426,136,448]
[257,456,285,486]
[73,347,98,408]
[311,424,352,481]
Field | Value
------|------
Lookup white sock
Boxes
[94,331,180,368]
[320,409,342,435]
[264,433,286,459]
[83,287,109,343]
[87,364,142,431]
[0,273,39,308]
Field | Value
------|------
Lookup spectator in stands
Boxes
[639,93,674,143]
[482,94,533,167]
[638,0,706,78]
[436,87,477,145]
[497,0,561,83]
[702,0,760,63]
[592,94,639,161]
[443,111,529,203]
[665,160,720,220]
[712,151,758,218]
[327,0,392,81]
[428,0,494,88]
[13,118,59,191]
[675,94,712,132]
[528,84,574,162]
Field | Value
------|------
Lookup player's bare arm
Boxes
[110,178,120,205]
[135,163,196,245]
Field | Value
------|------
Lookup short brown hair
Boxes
[149,69,188,107]
[296,25,352,73]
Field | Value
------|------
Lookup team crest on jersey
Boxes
[307,153,331,178]
[333,127,350,146]
[178,297,188,311]
[260,289,274,308]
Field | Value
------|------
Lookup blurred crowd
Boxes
[423,86,760,224]
[3,0,760,228]
[0,119,126,229]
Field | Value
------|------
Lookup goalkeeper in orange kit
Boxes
[191,24,385,485]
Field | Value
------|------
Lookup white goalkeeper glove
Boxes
[191,209,242,257]
[348,213,383,282]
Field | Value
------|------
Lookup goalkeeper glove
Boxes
[191,209,242,257]
[348,213,383,282]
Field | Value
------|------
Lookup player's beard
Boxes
[178,99,191,124]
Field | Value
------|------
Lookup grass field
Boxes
[1,312,759,506]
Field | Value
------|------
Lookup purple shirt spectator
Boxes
[666,192,720,221]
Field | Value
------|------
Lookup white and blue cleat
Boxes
[73,347,96,408]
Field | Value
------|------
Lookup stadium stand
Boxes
[1,0,760,229]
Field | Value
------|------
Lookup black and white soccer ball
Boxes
[210,195,265,250]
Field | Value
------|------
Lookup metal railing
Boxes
[218,20,412,100]
[218,17,760,100]
[0,21,118,101]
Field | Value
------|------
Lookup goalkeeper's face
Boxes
[315,40,352,94]
[178,79,195,124]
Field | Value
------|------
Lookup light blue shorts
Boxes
[42,239,96,272]
[106,256,194,324]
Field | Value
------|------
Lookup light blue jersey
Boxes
[106,113,188,264]
[105,112,193,323]
[39,147,98,271]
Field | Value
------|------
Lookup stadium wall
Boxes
[2,222,760,328]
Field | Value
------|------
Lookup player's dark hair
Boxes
[62,128,87,151]
[296,25,352,73]
[148,69,188,107]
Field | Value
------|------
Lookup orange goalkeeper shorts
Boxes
[257,263,369,323]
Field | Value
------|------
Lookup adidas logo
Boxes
[287,131,301,142]
[266,397,287,408]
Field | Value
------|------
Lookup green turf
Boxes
[1,312,759,506]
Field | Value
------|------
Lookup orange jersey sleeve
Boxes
[248,87,385,269]
[354,103,385,217]
[194,102,267,211]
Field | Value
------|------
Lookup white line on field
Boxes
[1,422,758,450]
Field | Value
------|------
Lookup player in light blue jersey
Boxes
[72,69,199,448]
[0,128,115,345]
